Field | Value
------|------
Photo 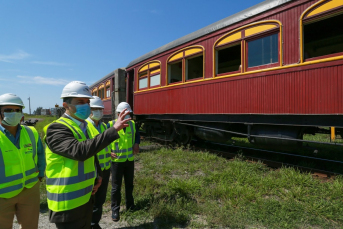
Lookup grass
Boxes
[114,146,343,228]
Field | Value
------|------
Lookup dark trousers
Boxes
[92,168,111,225]
[111,160,134,212]
[53,196,94,229]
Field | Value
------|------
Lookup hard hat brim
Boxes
[0,102,25,109]
[90,105,105,108]
[116,108,133,112]
[60,95,94,99]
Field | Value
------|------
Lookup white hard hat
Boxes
[60,81,94,99]
[116,102,132,112]
[0,93,25,108]
[90,96,104,109]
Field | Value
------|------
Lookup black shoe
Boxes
[91,224,102,229]
[126,204,136,211]
[112,210,120,222]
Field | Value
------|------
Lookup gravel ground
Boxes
[13,211,146,229]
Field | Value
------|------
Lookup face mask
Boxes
[125,114,131,119]
[2,112,23,126]
[73,104,91,120]
[91,110,103,121]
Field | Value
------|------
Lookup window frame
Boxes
[302,10,343,62]
[245,29,280,71]
[149,68,161,89]
[166,45,205,85]
[213,20,282,77]
[300,0,343,63]
[215,41,243,77]
[138,72,149,90]
[137,61,161,91]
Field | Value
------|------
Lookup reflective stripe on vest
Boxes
[0,126,39,197]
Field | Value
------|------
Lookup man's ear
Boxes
[62,102,69,110]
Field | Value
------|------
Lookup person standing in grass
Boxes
[107,102,140,222]
[85,96,112,229]
[0,93,46,229]
[44,81,130,229]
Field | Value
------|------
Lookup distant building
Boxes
[41,109,51,116]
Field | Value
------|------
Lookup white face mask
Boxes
[2,112,23,126]
[91,110,103,121]
[125,114,131,119]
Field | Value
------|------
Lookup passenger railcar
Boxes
[89,68,126,121]
[124,0,343,145]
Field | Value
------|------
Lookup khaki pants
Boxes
[0,181,40,229]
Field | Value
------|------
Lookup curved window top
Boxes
[168,46,203,62]
[92,88,97,92]
[138,61,161,73]
[215,21,280,48]
[245,24,278,37]
[137,60,161,91]
[98,84,104,89]
[105,80,110,86]
[304,0,343,19]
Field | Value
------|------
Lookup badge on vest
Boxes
[24,143,32,148]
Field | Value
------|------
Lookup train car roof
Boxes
[89,70,115,89]
[126,0,293,69]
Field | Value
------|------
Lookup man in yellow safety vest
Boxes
[85,96,112,229]
[44,81,130,229]
[0,93,46,229]
[107,102,140,222]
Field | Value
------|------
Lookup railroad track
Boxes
[141,134,343,178]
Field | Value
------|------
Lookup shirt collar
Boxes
[0,124,5,134]
[65,113,82,127]
[86,117,102,128]
[0,123,22,136]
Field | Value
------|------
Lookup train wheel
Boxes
[174,125,192,146]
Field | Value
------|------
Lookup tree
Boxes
[33,107,43,115]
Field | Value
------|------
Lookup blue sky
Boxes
[0,0,263,113]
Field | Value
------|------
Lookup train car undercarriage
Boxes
[136,114,343,148]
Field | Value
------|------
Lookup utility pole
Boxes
[28,97,31,115]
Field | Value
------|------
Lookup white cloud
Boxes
[17,75,69,86]
[0,50,30,63]
[31,61,69,66]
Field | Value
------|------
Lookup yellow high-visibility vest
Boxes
[0,125,39,198]
[44,117,96,212]
[108,120,136,163]
[86,120,111,170]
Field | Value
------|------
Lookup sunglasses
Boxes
[3,108,22,113]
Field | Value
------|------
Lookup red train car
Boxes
[89,69,126,121]
[125,0,343,145]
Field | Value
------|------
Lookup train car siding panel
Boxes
[134,61,343,115]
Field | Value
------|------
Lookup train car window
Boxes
[137,61,161,90]
[304,13,343,60]
[216,43,241,74]
[106,86,110,98]
[97,88,103,99]
[150,74,160,87]
[248,33,278,67]
[186,55,203,81]
[168,61,183,84]
[139,78,148,89]
[138,72,148,89]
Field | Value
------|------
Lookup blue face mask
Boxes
[74,104,91,120]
